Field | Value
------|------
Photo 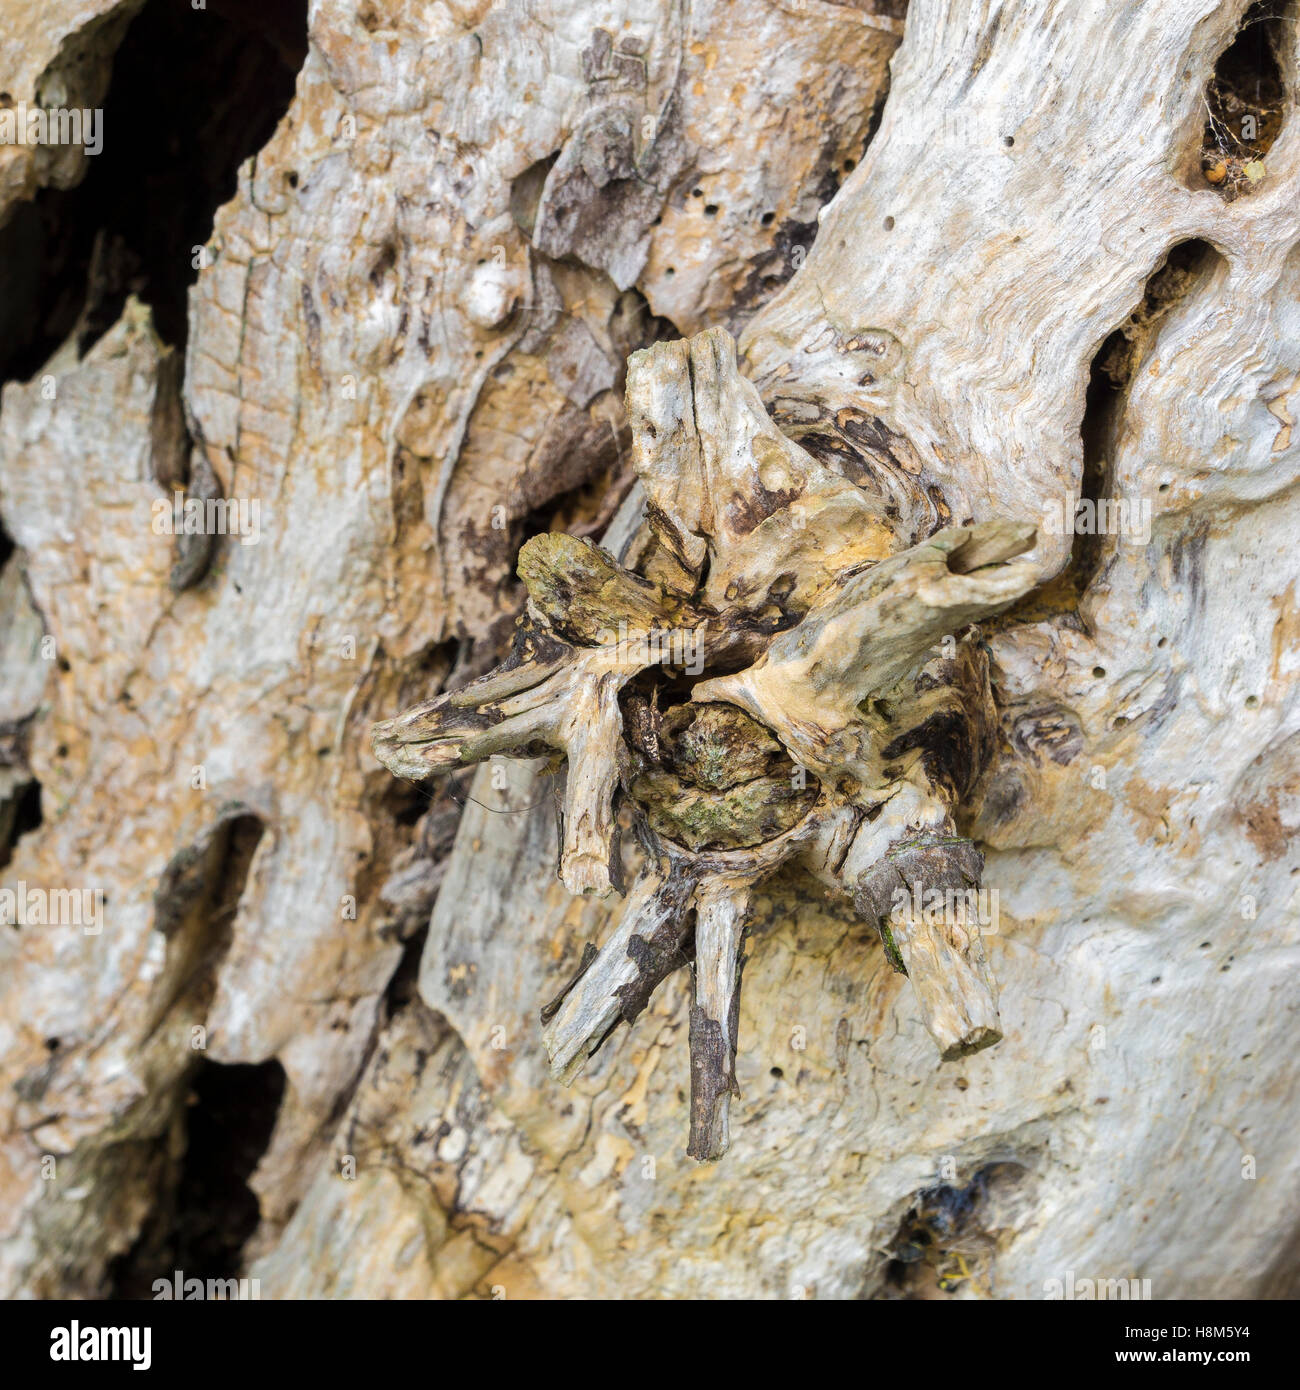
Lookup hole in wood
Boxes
[1196,0,1289,200]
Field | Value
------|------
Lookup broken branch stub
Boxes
[688,875,750,1161]
[373,533,706,894]
[691,520,1038,771]
[372,324,1041,1159]
[542,866,698,1083]
[803,784,1002,1064]
[856,832,1001,1060]
[627,328,900,614]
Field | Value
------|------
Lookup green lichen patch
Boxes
[632,769,816,850]
[878,918,907,974]
[659,702,784,791]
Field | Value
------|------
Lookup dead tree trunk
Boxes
[0,0,1297,1299]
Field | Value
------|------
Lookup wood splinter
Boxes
[687,876,751,1161]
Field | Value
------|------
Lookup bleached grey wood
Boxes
[0,0,1297,1300]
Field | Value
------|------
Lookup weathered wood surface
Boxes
[0,0,1298,1299]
